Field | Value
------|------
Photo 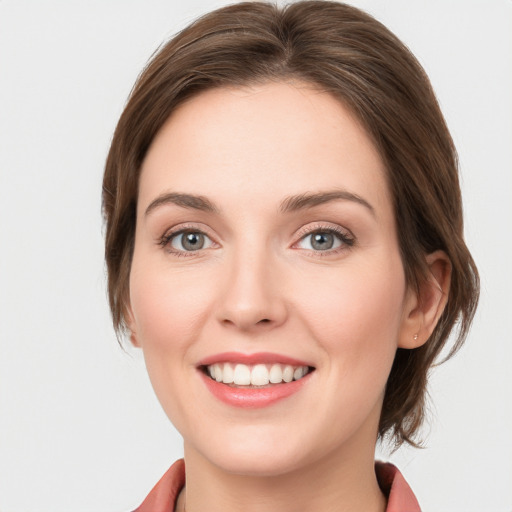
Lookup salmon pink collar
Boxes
[133,459,421,512]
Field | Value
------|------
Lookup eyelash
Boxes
[293,224,355,256]
[158,224,216,257]
[158,223,355,257]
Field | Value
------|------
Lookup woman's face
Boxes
[129,82,415,476]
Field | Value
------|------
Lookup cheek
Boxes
[129,261,215,354]
[288,257,406,441]
[293,256,406,374]
[128,261,218,428]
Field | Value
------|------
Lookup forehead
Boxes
[139,81,391,219]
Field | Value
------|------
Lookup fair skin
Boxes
[128,81,450,512]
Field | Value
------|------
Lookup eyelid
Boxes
[156,221,354,256]
[158,223,220,254]
[292,222,355,253]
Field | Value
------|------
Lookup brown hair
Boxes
[102,0,479,447]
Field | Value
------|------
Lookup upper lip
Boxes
[197,352,313,367]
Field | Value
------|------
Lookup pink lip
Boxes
[198,352,312,367]
[200,371,312,409]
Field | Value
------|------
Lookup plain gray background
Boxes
[0,1,511,511]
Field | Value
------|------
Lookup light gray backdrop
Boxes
[0,1,511,511]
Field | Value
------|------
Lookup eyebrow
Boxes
[279,190,375,216]
[144,189,375,217]
[145,192,219,216]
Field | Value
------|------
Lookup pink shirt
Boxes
[133,459,421,512]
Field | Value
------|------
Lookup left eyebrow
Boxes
[279,190,375,217]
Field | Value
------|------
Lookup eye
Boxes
[296,228,353,252]
[166,230,214,252]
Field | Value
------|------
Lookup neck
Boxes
[180,440,386,512]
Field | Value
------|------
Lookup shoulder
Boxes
[131,459,185,512]
[375,461,422,512]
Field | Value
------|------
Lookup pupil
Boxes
[183,232,204,251]
[312,233,333,250]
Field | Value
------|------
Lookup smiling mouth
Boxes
[201,363,315,387]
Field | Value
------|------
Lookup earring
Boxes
[413,334,419,341]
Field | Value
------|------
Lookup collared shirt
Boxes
[133,459,421,512]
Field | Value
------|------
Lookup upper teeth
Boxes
[207,363,309,386]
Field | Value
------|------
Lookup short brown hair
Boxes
[103,0,479,447]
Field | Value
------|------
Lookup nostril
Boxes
[257,319,271,324]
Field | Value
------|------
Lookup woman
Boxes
[102,2,479,511]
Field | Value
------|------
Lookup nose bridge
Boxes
[217,238,286,331]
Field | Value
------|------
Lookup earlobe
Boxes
[126,306,141,348]
[399,250,451,349]
[129,331,140,347]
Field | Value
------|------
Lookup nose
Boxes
[216,246,288,332]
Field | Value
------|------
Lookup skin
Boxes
[128,81,450,512]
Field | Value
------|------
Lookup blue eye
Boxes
[168,231,213,252]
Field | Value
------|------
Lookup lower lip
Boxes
[200,371,311,409]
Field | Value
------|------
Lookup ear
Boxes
[398,250,451,349]
[125,305,141,348]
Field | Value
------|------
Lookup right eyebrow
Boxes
[144,192,219,217]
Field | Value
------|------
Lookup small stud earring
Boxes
[413,334,419,341]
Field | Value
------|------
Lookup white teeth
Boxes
[214,364,222,382]
[233,364,251,385]
[283,365,294,383]
[206,362,310,386]
[293,367,305,380]
[222,363,234,384]
[251,364,270,386]
[269,364,283,383]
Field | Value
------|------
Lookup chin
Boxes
[187,423,328,478]
[209,447,306,478]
